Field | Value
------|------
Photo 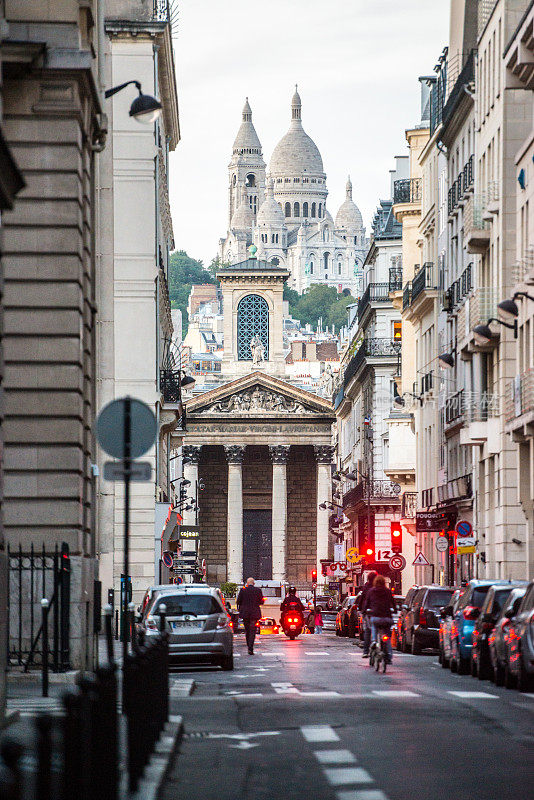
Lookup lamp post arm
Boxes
[487,317,518,336]
[104,80,141,99]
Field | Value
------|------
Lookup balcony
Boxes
[437,474,473,504]
[343,480,402,513]
[343,338,401,389]
[402,282,412,312]
[460,392,500,447]
[160,368,183,404]
[411,262,436,305]
[357,282,396,320]
[505,368,534,433]
[445,390,465,429]
[465,195,490,254]
[442,51,475,132]
[393,178,422,205]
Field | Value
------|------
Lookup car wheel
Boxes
[348,619,356,639]
[517,654,534,693]
[401,632,408,653]
[411,632,422,656]
[221,654,234,671]
[504,663,516,690]
[441,650,449,669]
[493,661,505,686]
[457,655,469,675]
[470,655,478,678]
[477,656,490,681]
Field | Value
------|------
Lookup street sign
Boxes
[103,460,152,482]
[96,397,156,459]
[436,536,449,553]
[413,551,431,567]
[173,567,196,574]
[416,511,448,532]
[389,554,406,571]
[346,547,363,564]
[457,544,476,554]
[179,527,200,539]
[173,576,183,585]
[162,551,173,569]
[352,563,363,574]
[456,520,473,538]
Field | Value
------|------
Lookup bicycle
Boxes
[369,624,392,673]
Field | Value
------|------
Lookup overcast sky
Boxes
[168,0,449,267]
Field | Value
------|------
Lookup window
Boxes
[338,261,342,275]
[151,595,222,617]
[271,257,280,266]
[323,252,330,271]
[303,202,309,217]
[237,294,269,361]
[311,202,316,218]
[309,261,314,275]
[392,321,402,342]
[354,236,357,245]
[285,202,291,217]
[318,204,322,219]
[294,202,300,217]
[246,173,256,187]
[294,177,300,183]
[232,175,237,186]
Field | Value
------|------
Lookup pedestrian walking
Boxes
[314,609,323,634]
[358,570,378,657]
[306,609,315,634]
[237,577,265,655]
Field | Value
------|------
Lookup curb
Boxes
[7,670,79,685]
[122,714,183,800]
[170,678,195,697]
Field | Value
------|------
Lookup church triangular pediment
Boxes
[187,371,334,418]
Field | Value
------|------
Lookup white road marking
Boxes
[271,682,300,694]
[371,691,420,698]
[337,791,389,800]
[300,691,340,697]
[447,691,498,699]
[300,725,340,743]
[229,741,259,749]
[207,731,280,740]
[224,691,263,697]
[314,749,356,764]
[324,767,373,786]
[262,651,284,656]
[305,651,329,655]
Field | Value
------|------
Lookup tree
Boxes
[168,250,216,337]
[283,282,354,333]
[327,293,354,331]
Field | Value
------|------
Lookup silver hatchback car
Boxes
[140,586,234,670]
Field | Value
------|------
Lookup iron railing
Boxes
[445,263,473,313]
[160,368,182,403]
[442,50,475,130]
[505,368,534,423]
[402,282,412,311]
[464,391,499,422]
[388,267,403,291]
[437,474,472,504]
[445,389,465,426]
[357,282,396,319]
[343,480,401,510]
[343,338,401,388]
[401,492,418,519]
[411,262,435,303]
[393,177,422,204]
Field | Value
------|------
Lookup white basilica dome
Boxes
[335,176,363,230]
[268,88,324,177]
[257,178,286,226]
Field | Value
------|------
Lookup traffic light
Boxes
[365,546,374,562]
[311,568,317,583]
[391,521,402,553]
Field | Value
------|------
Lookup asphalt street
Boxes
[160,631,534,800]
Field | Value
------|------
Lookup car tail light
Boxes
[382,634,390,641]
[463,606,480,620]
[146,619,157,630]
[419,608,427,626]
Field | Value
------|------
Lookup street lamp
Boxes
[497,291,534,322]
[473,317,517,346]
[438,352,455,369]
[105,80,162,123]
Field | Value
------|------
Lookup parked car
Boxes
[449,580,512,674]
[315,594,336,612]
[488,587,527,686]
[139,585,234,670]
[403,586,455,654]
[389,596,404,649]
[346,590,365,638]
[504,580,534,692]
[335,595,359,636]
[322,611,337,632]
[471,582,527,680]
[438,589,461,668]
[395,586,420,652]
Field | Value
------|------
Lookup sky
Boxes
[168,0,449,267]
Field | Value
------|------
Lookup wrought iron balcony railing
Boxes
[411,262,436,304]
[402,282,412,311]
[505,368,534,423]
[393,177,422,205]
[160,368,182,403]
[343,480,401,510]
[357,282,395,319]
[445,389,465,426]
[343,338,401,389]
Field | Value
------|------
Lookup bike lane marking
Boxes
[371,690,420,697]
[324,768,374,786]
[314,750,356,764]
[300,725,340,742]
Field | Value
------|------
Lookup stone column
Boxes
[270,445,290,581]
[314,446,334,580]
[182,446,201,527]
[225,445,245,584]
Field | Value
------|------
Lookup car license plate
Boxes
[171,620,203,630]
[290,625,296,629]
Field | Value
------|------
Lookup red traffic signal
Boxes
[391,521,402,553]
[311,568,318,583]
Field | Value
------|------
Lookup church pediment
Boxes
[187,371,334,419]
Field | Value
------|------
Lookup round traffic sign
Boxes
[173,576,183,585]
[162,551,173,569]
[436,536,449,553]
[389,554,406,571]
[96,397,156,459]
[346,547,361,564]
[456,520,472,538]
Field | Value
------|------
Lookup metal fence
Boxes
[7,542,70,671]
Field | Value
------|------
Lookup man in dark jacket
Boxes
[363,575,397,663]
[358,571,377,657]
[237,577,264,654]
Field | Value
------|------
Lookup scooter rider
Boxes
[280,586,304,615]
[363,574,396,664]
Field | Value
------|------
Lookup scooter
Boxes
[280,610,304,640]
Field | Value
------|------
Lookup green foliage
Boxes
[285,283,354,333]
[219,581,238,598]
[168,250,216,337]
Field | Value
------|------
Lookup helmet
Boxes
[288,586,297,595]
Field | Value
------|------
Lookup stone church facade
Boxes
[174,258,336,586]
[219,89,368,296]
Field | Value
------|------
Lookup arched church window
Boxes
[310,261,314,275]
[311,202,316,218]
[303,202,309,217]
[285,202,291,217]
[275,234,279,243]
[237,294,269,361]
[354,236,357,245]
[318,204,322,219]
[338,261,342,275]
[294,202,300,217]
[246,173,256,187]
[233,175,237,186]
[323,253,330,271]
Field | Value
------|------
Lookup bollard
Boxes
[104,604,114,666]
[36,713,53,800]
[114,607,119,640]
[41,598,49,698]
[158,603,167,633]
[128,601,135,651]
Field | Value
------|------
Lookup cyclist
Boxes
[362,574,396,664]
[358,570,378,657]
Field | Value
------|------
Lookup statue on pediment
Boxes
[250,336,266,364]
[203,386,314,415]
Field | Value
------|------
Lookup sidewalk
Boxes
[3,635,185,799]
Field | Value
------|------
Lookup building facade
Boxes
[219,91,368,296]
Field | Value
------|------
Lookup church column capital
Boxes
[269,445,290,464]
[183,445,202,464]
[225,445,245,464]
[314,445,335,464]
